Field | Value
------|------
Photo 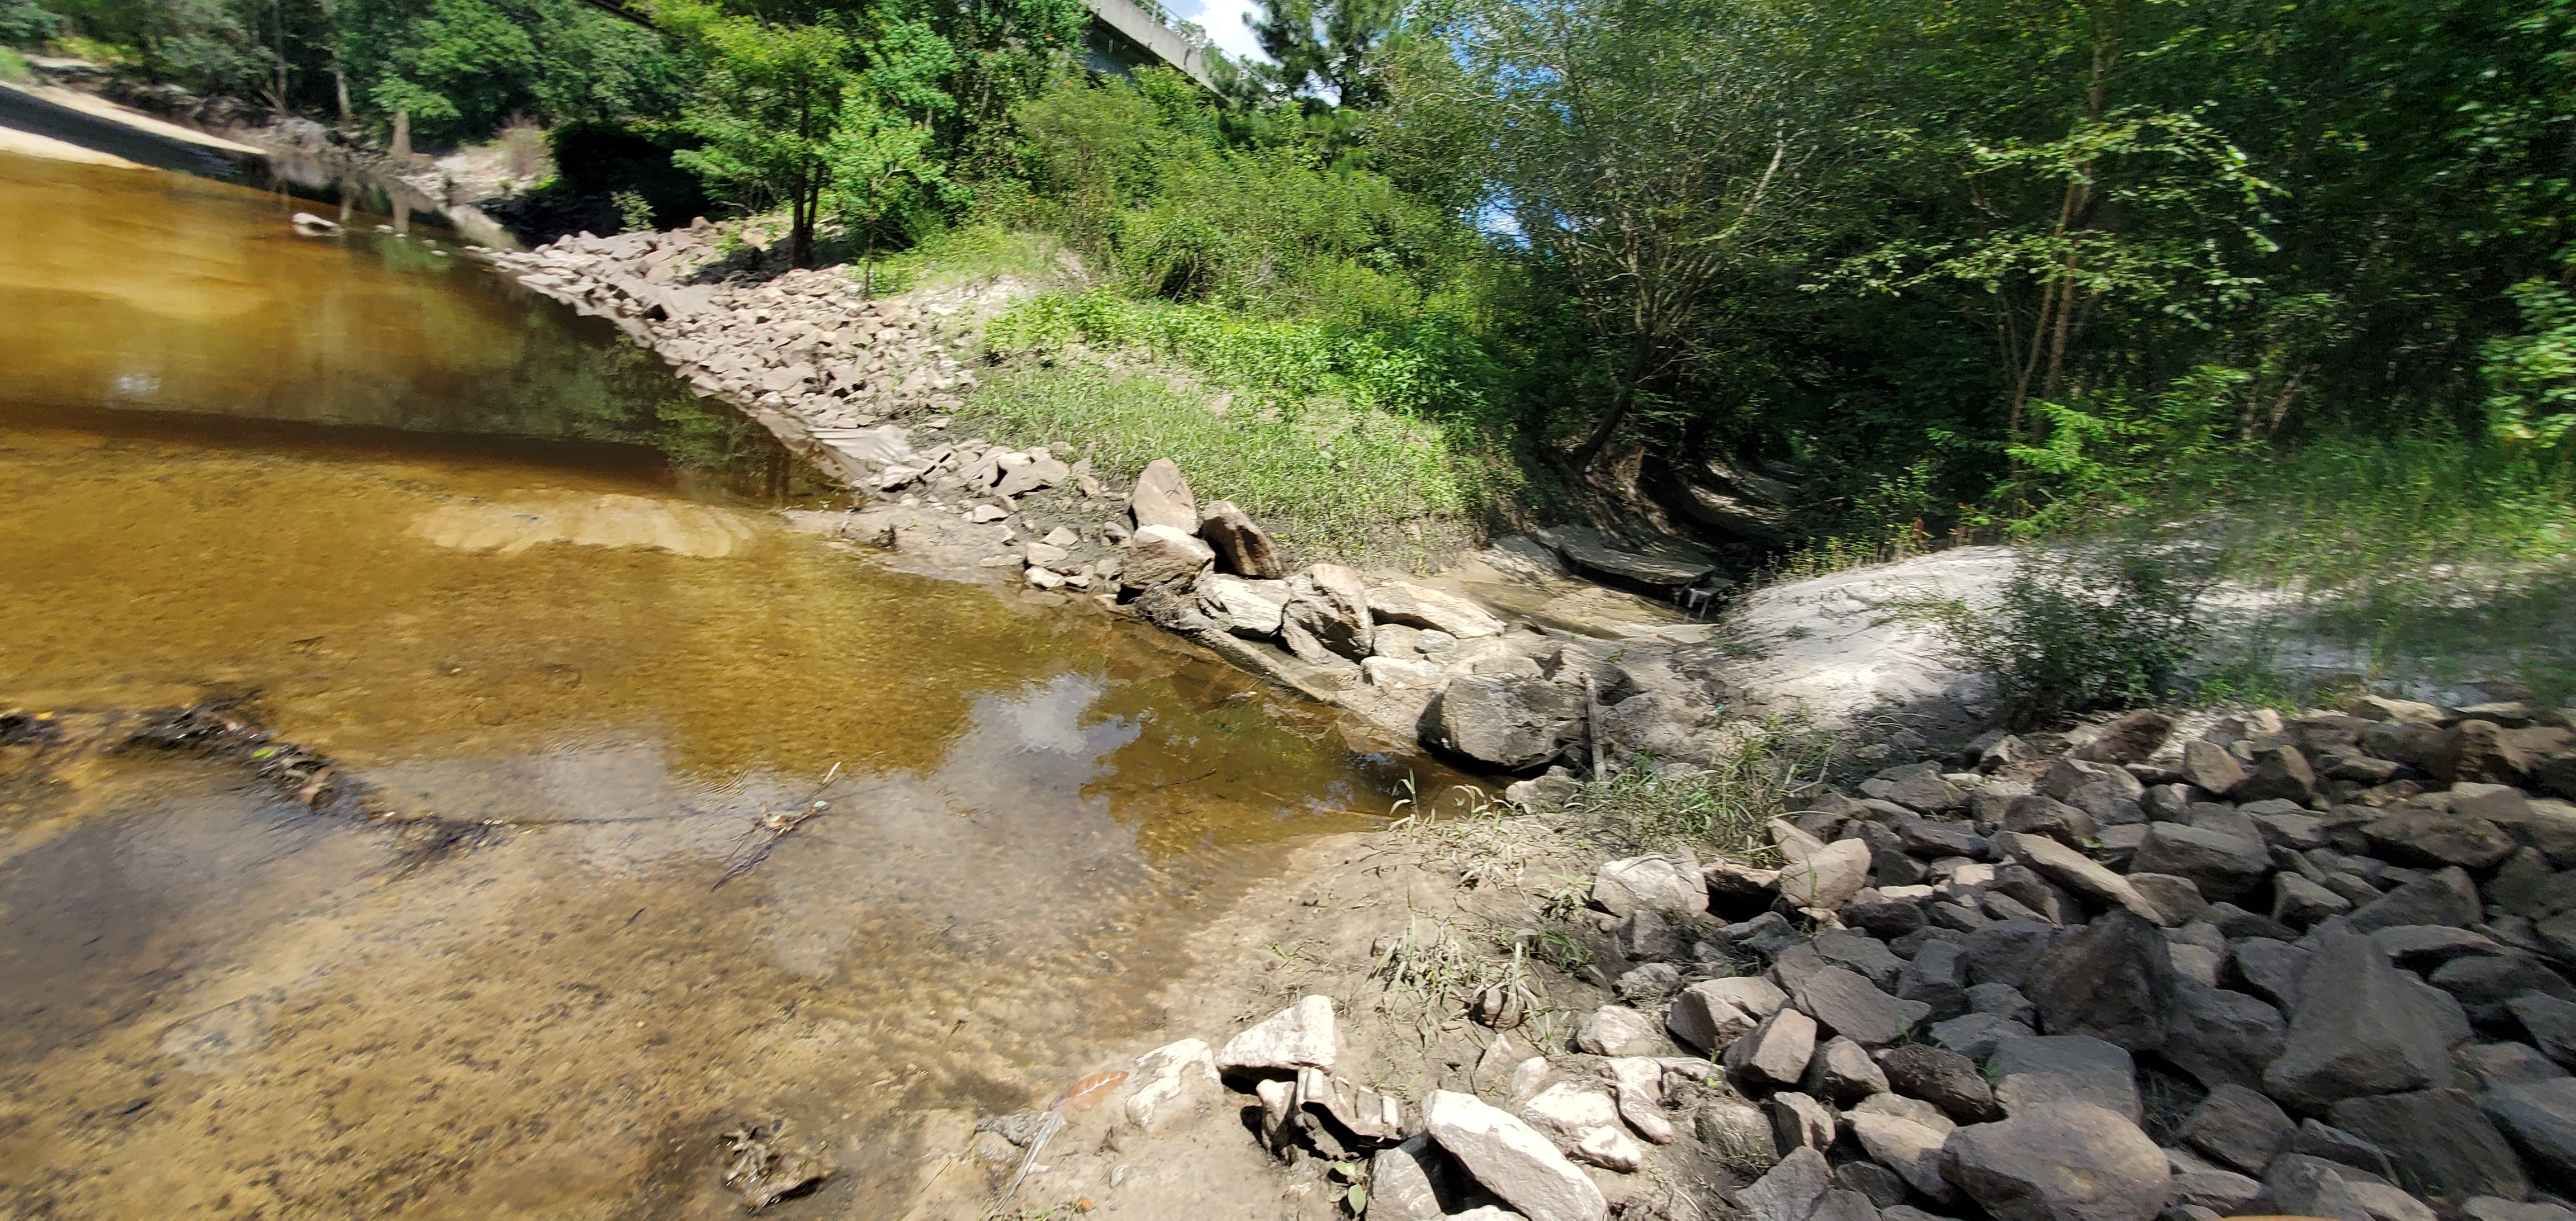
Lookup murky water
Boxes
[0,153,1438,1216]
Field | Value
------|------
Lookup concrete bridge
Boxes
[571,0,1219,92]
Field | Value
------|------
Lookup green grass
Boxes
[841,223,1068,297]
[0,47,30,84]
[956,363,1501,566]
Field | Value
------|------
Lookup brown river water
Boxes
[0,153,1441,1217]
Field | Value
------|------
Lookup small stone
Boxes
[1667,983,1762,1054]
[1570,1124,1645,1172]
[1520,1082,1620,1144]
[1121,524,1216,589]
[1851,1108,1959,1203]
[2181,741,2248,796]
[1780,839,1876,912]
[1219,995,1337,1072]
[2237,746,2318,803]
[1742,1147,1834,1221]
[1930,1012,2034,1060]
[1369,1133,1455,1221]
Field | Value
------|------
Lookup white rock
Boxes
[1849,1110,1957,1202]
[1423,1090,1609,1221]
[1778,839,1872,911]
[1593,852,1711,919]
[1125,1038,1218,1135]
[1367,581,1507,639]
[1571,1125,1645,1172]
[1122,524,1215,590]
[1577,1005,1666,1057]
[1363,656,1446,689]
[1509,1056,1552,1102]
[1519,1082,1620,1142]
[1218,995,1336,1072]
[1604,1057,1675,1144]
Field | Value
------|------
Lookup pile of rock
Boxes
[472,226,988,461]
[1564,699,2576,1221]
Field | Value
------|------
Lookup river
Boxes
[0,152,1436,1215]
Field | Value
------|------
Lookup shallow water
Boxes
[0,153,1439,1216]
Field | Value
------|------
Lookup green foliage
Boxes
[825,87,951,265]
[2487,276,2576,452]
[1565,718,1833,858]
[664,7,855,266]
[1921,550,2210,726]
[337,0,677,141]
[0,0,63,46]
[610,187,652,232]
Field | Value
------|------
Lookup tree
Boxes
[662,5,852,267]
[1246,0,1402,106]
[1415,0,1838,475]
[826,87,950,291]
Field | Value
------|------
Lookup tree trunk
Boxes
[1565,332,1656,473]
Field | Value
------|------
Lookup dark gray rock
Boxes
[2372,925,2506,971]
[2132,823,2274,901]
[2164,1149,2270,1215]
[2515,991,2576,1067]
[1965,919,2061,990]
[2485,1078,2576,1194]
[1898,940,1971,1021]
[1817,929,1908,991]
[2161,982,2288,1092]
[2127,875,2209,927]
[1727,1007,1819,1086]
[2329,1089,2527,1208]
[1197,500,1285,578]
[2290,1120,2399,1180]
[1868,770,1967,813]
[1773,1089,1840,1152]
[1838,1160,1912,1209]
[1848,893,1930,939]
[1742,1147,1835,1221]
[1812,1187,1885,1221]
[2025,912,2178,1051]
[2263,929,2463,1111]
[1856,821,1935,887]
[1795,966,1933,1046]
[2231,938,2311,1010]
[1903,818,1990,858]
[2237,746,2318,803]
[1879,1043,2004,1123]
[1967,983,2039,1027]
[2349,866,2481,933]
[2439,954,2574,1025]
[1990,1035,2142,1123]
[2075,711,2176,764]
[2275,873,2355,928]
[2462,1199,2576,1221]
[2459,1042,2571,1090]
[1941,1103,2176,1221]
[1931,1012,2034,1061]
[2179,1083,2293,1176]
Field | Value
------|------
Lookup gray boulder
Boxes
[1796,967,1934,1045]
[2160,982,2288,1092]
[1942,1102,2175,1221]
[1878,1043,2004,1123]
[1990,1035,2142,1124]
[1593,852,1710,919]
[2364,807,2518,869]
[1996,832,2172,924]
[2237,746,2318,803]
[1366,581,1505,640]
[1898,940,1971,1020]
[2181,741,2248,796]
[1964,919,2062,990]
[1197,574,1291,637]
[2180,1084,2293,1176]
[2264,1153,2435,1221]
[1930,1012,2035,1060]
[2262,929,2462,1111]
[1197,500,1285,578]
[2514,990,2576,1066]
[1742,1147,1834,1221]
[2484,1078,2576,1194]
[1432,675,1580,770]
[2024,912,2177,1051]
[2231,937,2311,1010]
[2329,1089,2527,1208]
[1727,1007,1820,1086]
[2129,823,2273,901]
[1803,1035,1892,1104]
[2350,867,2482,932]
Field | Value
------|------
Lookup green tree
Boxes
[662,5,853,266]
[826,87,950,288]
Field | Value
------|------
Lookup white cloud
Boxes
[1166,0,1272,65]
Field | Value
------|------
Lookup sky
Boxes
[1163,0,1271,64]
